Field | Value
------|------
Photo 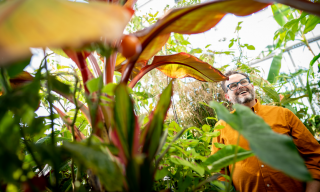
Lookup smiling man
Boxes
[211,71,320,192]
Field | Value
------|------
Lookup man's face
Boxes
[224,74,255,104]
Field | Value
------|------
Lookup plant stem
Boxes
[43,52,55,146]
[19,123,42,173]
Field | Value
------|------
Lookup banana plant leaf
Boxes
[0,0,133,65]
[122,0,270,81]
[128,52,227,88]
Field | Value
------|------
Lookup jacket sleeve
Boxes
[285,108,320,180]
[211,120,227,181]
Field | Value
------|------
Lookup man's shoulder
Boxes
[260,103,289,113]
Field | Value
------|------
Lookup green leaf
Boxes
[204,145,253,171]
[86,77,101,93]
[142,81,173,160]
[214,125,225,130]
[155,168,170,180]
[281,94,308,106]
[49,76,71,94]
[5,57,31,78]
[63,142,123,191]
[286,31,295,41]
[50,48,69,58]
[102,83,117,96]
[190,48,202,54]
[204,132,220,137]
[306,53,320,103]
[202,124,211,132]
[303,15,320,34]
[262,87,280,102]
[267,53,282,83]
[228,40,234,48]
[214,142,226,149]
[170,156,204,176]
[205,44,211,48]
[114,83,137,159]
[209,102,312,181]
[169,121,182,132]
[271,4,291,26]
[245,44,255,50]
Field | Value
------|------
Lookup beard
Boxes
[230,87,255,104]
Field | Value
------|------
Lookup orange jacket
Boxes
[211,100,320,192]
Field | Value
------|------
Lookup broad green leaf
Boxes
[86,77,101,94]
[113,83,138,161]
[169,121,182,132]
[142,82,173,160]
[204,132,220,137]
[155,168,170,180]
[123,0,269,79]
[63,142,123,191]
[262,87,280,102]
[170,156,204,176]
[307,53,320,102]
[204,145,253,171]
[281,94,308,106]
[209,102,312,181]
[244,44,255,50]
[214,142,226,149]
[5,57,31,78]
[271,4,291,26]
[50,76,71,95]
[267,53,282,83]
[0,0,133,65]
[303,15,320,34]
[181,139,199,147]
[128,52,227,88]
[202,124,211,132]
[214,125,225,130]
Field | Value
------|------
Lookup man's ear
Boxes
[225,93,230,101]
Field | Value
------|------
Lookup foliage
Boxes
[0,0,319,191]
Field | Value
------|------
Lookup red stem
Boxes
[76,52,91,94]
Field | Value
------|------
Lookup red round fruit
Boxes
[120,35,142,58]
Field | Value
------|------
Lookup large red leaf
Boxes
[128,52,228,88]
[0,0,133,65]
[121,0,270,82]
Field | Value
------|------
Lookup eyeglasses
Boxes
[226,78,250,91]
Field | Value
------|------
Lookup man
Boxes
[211,71,320,192]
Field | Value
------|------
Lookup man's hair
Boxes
[221,71,250,93]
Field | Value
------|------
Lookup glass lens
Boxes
[240,79,249,86]
[229,82,238,90]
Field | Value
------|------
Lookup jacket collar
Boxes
[251,99,260,113]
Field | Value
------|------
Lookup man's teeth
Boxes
[240,91,247,95]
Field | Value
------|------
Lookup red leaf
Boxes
[122,0,270,82]
[128,52,227,88]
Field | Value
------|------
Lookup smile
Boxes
[239,91,248,95]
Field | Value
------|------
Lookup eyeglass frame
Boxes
[226,78,251,91]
